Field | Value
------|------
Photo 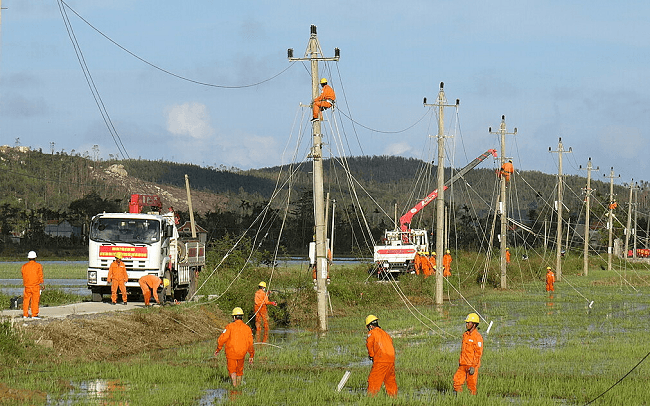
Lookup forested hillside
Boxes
[0,146,642,256]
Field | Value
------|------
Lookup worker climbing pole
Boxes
[288,26,340,331]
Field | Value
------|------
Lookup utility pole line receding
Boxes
[288,25,339,332]
[604,168,620,271]
[489,115,517,289]
[424,83,459,305]
[579,158,599,276]
[549,138,571,282]
[624,180,638,259]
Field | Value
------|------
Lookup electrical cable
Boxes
[60,0,296,89]
[583,349,650,406]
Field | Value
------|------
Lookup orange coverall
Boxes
[138,275,162,305]
[107,259,128,304]
[312,84,336,119]
[453,328,484,395]
[413,253,423,275]
[546,270,555,292]
[505,250,511,264]
[21,260,44,318]
[423,255,435,278]
[216,319,255,377]
[500,162,514,182]
[443,253,452,277]
[366,327,398,397]
[254,289,273,342]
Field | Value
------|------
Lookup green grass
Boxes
[2,256,650,405]
[0,262,87,279]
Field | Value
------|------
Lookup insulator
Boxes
[287,48,294,58]
[334,48,340,57]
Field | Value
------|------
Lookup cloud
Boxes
[165,102,214,140]
[384,142,412,156]
[598,125,647,159]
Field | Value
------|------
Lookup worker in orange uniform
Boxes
[413,252,423,275]
[443,250,452,277]
[505,247,511,264]
[138,275,170,306]
[254,282,277,342]
[107,252,128,305]
[453,313,484,395]
[312,78,336,121]
[215,307,255,387]
[365,315,398,397]
[21,251,44,319]
[545,267,555,292]
[499,159,514,182]
[421,252,433,279]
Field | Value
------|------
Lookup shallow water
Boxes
[46,379,127,405]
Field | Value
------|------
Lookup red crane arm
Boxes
[399,149,497,231]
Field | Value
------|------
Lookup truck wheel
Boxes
[91,290,103,302]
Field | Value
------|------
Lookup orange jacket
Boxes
[366,327,395,364]
[459,328,483,367]
[21,261,44,288]
[314,85,336,103]
[107,260,128,283]
[217,319,255,359]
[546,270,555,284]
[501,162,514,174]
[505,250,511,263]
[443,253,452,269]
[254,289,273,310]
[139,274,162,289]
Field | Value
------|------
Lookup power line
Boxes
[60,0,296,89]
[57,0,130,160]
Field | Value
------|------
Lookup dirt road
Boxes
[0,301,146,320]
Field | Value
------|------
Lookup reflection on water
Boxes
[196,389,228,405]
[47,379,127,405]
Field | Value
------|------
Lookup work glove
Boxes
[214,349,220,357]
[468,367,475,375]
[271,302,277,306]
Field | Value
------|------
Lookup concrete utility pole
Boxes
[604,168,619,271]
[633,187,638,258]
[184,175,196,238]
[424,83,458,305]
[489,116,517,289]
[624,180,638,259]
[549,138,571,281]
[288,25,339,332]
[579,158,598,276]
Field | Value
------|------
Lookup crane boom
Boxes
[400,149,497,231]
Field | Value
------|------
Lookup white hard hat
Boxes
[27,251,37,259]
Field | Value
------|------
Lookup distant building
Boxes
[177,221,208,244]
[44,220,81,238]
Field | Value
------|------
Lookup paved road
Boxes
[0,301,156,321]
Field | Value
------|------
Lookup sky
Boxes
[1,0,649,187]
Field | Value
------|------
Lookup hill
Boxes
[0,146,641,255]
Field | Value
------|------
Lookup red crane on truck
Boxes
[373,148,497,274]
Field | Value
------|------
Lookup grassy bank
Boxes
[2,252,650,405]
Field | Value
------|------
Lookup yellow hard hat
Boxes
[432,251,436,255]
[547,266,552,270]
[506,247,509,250]
[365,314,378,326]
[259,281,267,288]
[231,307,244,316]
[115,252,123,259]
[320,78,328,84]
[465,313,480,324]
[446,250,450,254]
[163,278,170,288]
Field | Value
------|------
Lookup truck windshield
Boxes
[90,218,161,244]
